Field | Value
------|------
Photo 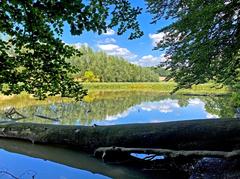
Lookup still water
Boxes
[0,91,236,178]
[0,91,235,125]
[0,138,171,179]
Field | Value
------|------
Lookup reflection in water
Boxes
[0,139,181,179]
[0,149,108,179]
[0,91,236,125]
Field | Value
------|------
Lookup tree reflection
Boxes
[0,92,237,125]
[200,95,236,118]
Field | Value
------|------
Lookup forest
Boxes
[69,47,161,82]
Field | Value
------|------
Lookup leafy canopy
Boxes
[147,0,240,90]
[0,0,143,100]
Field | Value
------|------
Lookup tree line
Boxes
[69,47,160,82]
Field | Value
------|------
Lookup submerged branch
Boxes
[2,107,60,122]
[94,147,240,160]
[4,107,26,120]
[35,114,60,122]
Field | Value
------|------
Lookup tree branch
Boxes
[94,146,240,160]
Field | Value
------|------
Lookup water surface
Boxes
[0,139,181,179]
[0,91,235,125]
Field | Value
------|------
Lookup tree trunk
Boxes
[0,119,240,152]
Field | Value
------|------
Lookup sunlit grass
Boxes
[0,92,72,110]
[83,82,229,94]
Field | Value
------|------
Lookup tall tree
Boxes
[147,0,240,91]
[0,0,143,100]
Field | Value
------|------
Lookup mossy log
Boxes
[0,119,240,152]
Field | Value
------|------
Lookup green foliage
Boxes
[70,47,159,82]
[149,66,170,77]
[82,71,100,82]
[0,0,143,100]
[229,71,240,109]
[147,0,240,89]
[231,93,240,108]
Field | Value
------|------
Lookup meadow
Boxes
[83,82,229,95]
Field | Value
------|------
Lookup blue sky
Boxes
[61,1,173,67]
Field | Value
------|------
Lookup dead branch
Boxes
[35,114,60,122]
[94,147,240,160]
[4,107,26,120]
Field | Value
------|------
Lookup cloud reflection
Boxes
[105,107,137,121]
[140,99,180,113]
[188,98,204,106]
[206,113,219,119]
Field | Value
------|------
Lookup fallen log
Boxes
[0,119,240,152]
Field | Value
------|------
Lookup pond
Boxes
[0,91,236,125]
[0,91,237,178]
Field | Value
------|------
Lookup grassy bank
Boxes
[83,82,230,95]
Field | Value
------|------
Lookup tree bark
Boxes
[0,119,240,152]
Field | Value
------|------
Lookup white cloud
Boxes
[103,28,115,36]
[65,42,89,49]
[150,31,187,47]
[97,44,137,59]
[140,100,180,113]
[150,120,164,123]
[132,54,167,67]
[149,32,167,46]
[98,38,116,44]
